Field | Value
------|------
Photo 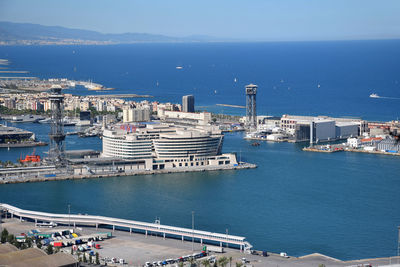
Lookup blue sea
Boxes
[1,41,400,260]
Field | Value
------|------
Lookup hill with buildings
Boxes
[0,21,219,45]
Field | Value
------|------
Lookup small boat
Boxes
[39,118,52,123]
[234,78,237,83]
[251,142,260,146]
[370,93,379,98]
[176,66,183,70]
[19,150,41,163]
[317,84,321,88]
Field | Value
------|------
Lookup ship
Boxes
[370,93,379,98]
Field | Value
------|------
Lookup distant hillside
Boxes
[0,21,219,45]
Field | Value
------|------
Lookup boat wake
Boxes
[370,93,400,100]
[373,96,400,100]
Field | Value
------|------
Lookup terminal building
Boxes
[98,123,237,172]
[280,115,360,143]
[0,124,35,144]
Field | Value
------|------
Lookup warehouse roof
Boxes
[0,247,46,265]
[0,243,18,255]
[0,247,78,267]
[12,252,78,267]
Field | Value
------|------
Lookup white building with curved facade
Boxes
[102,131,153,160]
[154,130,223,159]
[101,123,237,170]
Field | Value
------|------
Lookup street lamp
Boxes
[68,204,71,228]
[192,211,195,252]
[397,226,400,263]
[226,228,229,248]
[0,208,2,234]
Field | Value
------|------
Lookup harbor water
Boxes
[1,41,400,260]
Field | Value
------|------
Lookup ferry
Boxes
[370,93,379,98]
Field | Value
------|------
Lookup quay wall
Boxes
[0,162,257,184]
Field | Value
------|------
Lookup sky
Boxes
[1,0,400,41]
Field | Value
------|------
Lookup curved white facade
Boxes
[154,132,223,158]
[101,125,237,170]
[102,129,153,159]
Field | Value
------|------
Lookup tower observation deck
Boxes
[245,84,257,129]
[48,85,66,165]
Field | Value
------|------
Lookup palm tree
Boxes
[229,256,232,267]
[235,262,243,267]
[218,257,229,267]
[202,259,211,267]
[188,256,196,267]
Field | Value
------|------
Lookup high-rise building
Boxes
[182,95,195,113]
[123,108,151,122]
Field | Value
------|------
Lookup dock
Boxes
[0,203,253,252]
[94,94,153,98]
[216,104,245,108]
[0,76,37,79]
[0,162,257,184]
[302,147,344,153]
[0,141,47,148]
[0,71,29,73]
[303,146,400,156]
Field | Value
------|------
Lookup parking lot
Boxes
[1,218,400,267]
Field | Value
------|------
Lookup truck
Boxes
[206,246,224,253]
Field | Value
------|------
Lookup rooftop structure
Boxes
[0,124,35,144]
[0,245,78,267]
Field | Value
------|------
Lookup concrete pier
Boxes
[0,203,252,252]
[0,162,257,185]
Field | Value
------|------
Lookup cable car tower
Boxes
[245,84,258,129]
[48,85,66,165]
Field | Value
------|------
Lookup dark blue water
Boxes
[1,41,400,260]
[1,41,400,120]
